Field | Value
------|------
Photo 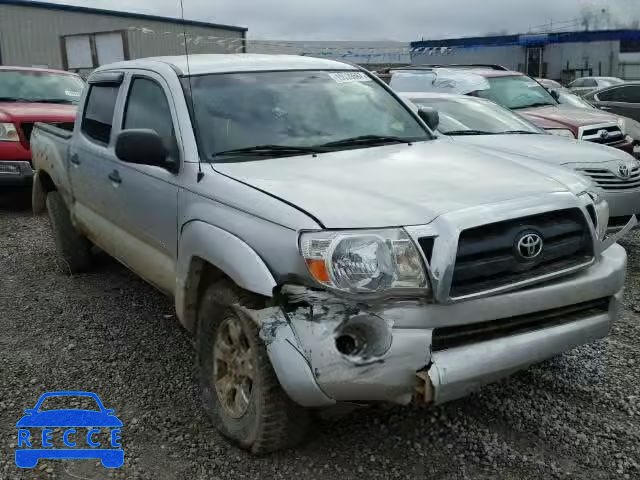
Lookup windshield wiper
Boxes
[445,130,495,136]
[0,97,74,104]
[319,134,423,148]
[513,102,556,109]
[214,144,327,159]
[502,130,541,134]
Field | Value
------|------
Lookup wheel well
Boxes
[39,171,57,193]
[182,257,227,332]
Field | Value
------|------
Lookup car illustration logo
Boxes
[15,391,123,469]
[598,129,610,140]
[618,164,631,178]
[515,231,544,260]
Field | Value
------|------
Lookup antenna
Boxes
[179,0,204,182]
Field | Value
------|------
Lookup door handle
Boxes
[108,170,122,185]
[70,154,80,166]
[599,106,612,110]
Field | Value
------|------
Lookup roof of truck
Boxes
[98,54,358,76]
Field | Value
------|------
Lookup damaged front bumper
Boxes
[254,244,627,408]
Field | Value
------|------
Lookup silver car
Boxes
[568,76,625,97]
[401,92,640,231]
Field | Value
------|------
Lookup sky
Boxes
[45,0,640,41]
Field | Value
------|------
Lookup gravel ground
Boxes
[1,187,639,480]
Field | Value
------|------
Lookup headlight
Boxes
[300,229,427,294]
[546,128,576,139]
[0,122,19,142]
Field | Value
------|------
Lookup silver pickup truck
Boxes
[30,54,633,454]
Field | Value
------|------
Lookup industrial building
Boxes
[410,29,640,82]
[0,0,247,73]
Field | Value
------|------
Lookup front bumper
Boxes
[0,160,33,186]
[259,243,627,407]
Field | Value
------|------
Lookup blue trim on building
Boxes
[0,0,248,32]
[412,29,640,49]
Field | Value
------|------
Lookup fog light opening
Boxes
[335,314,392,361]
[335,334,362,356]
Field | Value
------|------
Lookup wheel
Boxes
[196,280,310,454]
[46,191,92,274]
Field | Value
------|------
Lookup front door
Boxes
[526,47,543,78]
[594,85,640,122]
[104,71,181,294]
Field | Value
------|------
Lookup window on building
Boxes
[621,39,640,54]
[597,85,640,103]
[123,77,179,164]
[63,31,128,70]
[82,84,120,144]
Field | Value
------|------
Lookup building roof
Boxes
[412,29,640,49]
[0,0,247,32]
[97,54,358,76]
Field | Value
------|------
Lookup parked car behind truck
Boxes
[401,92,640,231]
[31,54,633,454]
[389,66,635,154]
[0,67,82,186]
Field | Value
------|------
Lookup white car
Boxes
[568,77,625,97]
[401,91,640,231]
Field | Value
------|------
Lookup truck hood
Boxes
[519,104,618,130]
[0,102,76,123]
[455,134,635,166]
[214,139,572,229]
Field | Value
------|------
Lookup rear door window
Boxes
[81,85,120,145]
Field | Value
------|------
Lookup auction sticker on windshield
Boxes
[15,391,124,469]
[328,72,372,83]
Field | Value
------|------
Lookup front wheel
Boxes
[196,280,310,454]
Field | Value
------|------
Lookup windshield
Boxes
[0,70,84,104]
[409,96,541,135]
[186,70,430,161]
[474,75,558,110]
[557,90,594,109]
[600,78,625,87]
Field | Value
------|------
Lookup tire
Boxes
[196,279,310,454]
[46,191,92,274]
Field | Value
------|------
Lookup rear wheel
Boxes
[196,280,310,454]
[46,191,92,274]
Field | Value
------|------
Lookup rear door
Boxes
[69,73,125,250]
[104,71,181,294]
[594,85,640,121]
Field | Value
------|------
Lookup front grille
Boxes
[445,208,593,298]
[432,297,611,351]
[578,167,640,190]
[580,124,625,145]
[0,163,20,174]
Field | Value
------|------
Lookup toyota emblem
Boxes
[515,231,544,261]
[598,129,610,140]
[618,164,631,178]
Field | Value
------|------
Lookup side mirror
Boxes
[418,107,440,131]
[115,129,172,172]
[549,89,560,101]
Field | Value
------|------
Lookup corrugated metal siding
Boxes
[411,46,523,71]
[0,4,243,68]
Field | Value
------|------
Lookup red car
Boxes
[390,65,635,155]
[0,67,82,186]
